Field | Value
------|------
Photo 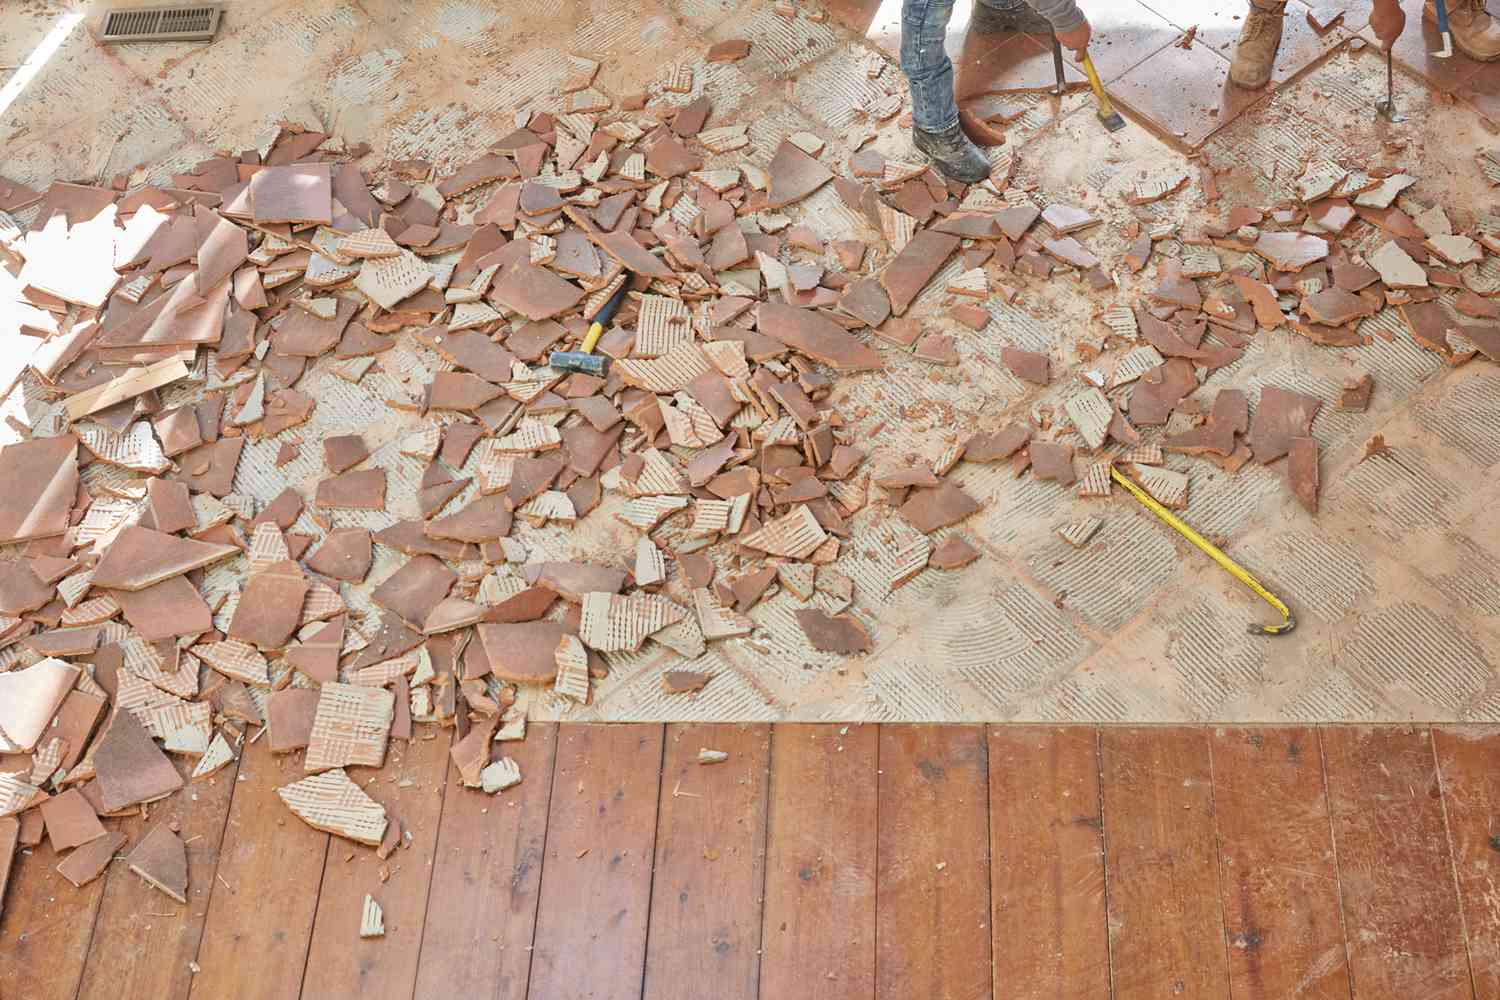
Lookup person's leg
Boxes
[901,0,991,182]
[1229,0,1287,88]
[1429,0,1500,61]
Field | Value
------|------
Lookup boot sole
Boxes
[912,142,989,185]
[1423,11,1500,61]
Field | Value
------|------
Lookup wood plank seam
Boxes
[408,747,461,995]
[630,724,670,999]
[1093,727,1118,999]
[1203,731,1243,992]
[1315,726,1362,1000]
[1429,724,1482,999]
[66,864,110,1000]
[291,836,331,1000]
[750,725,775,1000]
[510,726,561,999]
[872,723,882,996]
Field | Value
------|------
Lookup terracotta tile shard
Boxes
[694,587,754,639]
[579,592,687,652]
[663,670,711,694]
[451,717,499,787]
[900,483,981,533]
[914,332,960,365]
[0,658,79,751]
[930,535,980,569]
[373,555,458,627]
[491,260,587,319]
[126,823,189,903]
[196,639,270,685]
[268,688,320,754]
[481,757,523,793]
[740,505,827,558]
[1339,373,1373,411]
[838,277,892,328]
[1288,436,1319,514]
[277,769,388,846]
[591,228,674,280]
[41,788,106,852]
[285,617,344,684]
[1249,387,1322,464]
[757,303,884,371]
[880,230,960,316]
[1041,204,1097,235]
[1057,517,1102,547]
[766,140,834,208]
[94,709,184,812]
[524,562,626,602]
[1133,465,1189,508]
[361,895,386,938]
[322,435,369,474]
[304,682,395,773]
[307,528,373,582]
[1253,231,1328,271]
[553,635,590,702]
[484,585,558,623]
[1002,347,1049,385]
[1231,274,1283,328]
[316,469,386,510]
[1368,240,1428,288]
[478,622,567,683]
[966,425,1031,463]
[0,436,77,544]
[57,830,126,888]
[706,38,751,61]
[1065,389,1113,449]
[251,163,332,225]
[230,560,308,650]
[794,609,873,654]
[1029,441,1076,485]
[90,526,236,591]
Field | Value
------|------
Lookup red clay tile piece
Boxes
[490,261,586,320]
[838,278,892,327]
[316,469,386,510]
[951,305,990,330]
[323,435,369,474]
[0,436,77,544]
[966,425,1031,462]
[1249,387,1322,464]
[793,609,872,654]
[40,787,106,852]
[267,688,320,754]
[591,228,675,280]
[285,617,344,684]
[111,576,213,641]
[229,560,308,650]
[880,230,961,316]
[1128,359,1197,426]
[900,482,981,532]
[306,529,373,582]
[484,585,559,624]
[1253,231,1330,272]
[127,823,188,903]
[93,709,184,812]
[766,140,834,208]
[56,829,126,889]
[1002,346,1049,384]
[477,622,567,683]
[1287,436,1319,514]
[757,303,884,371]
[1164,388,1246,457]
[913,332,960,365]
[91,526,237,592]
[146,478,195,534]
[525,561,626,602]
[1029,441,1076,485]
[176,436,243,497]
[373,555,458,627]
[706,38,751,62]
[930,535,980,569]
[1339,373,1373,411]
[1231,274,1283,328]
[1303,287,1377,326]
[1040,203,1097,235]
[250,163,332,225]
[429,371,503,413]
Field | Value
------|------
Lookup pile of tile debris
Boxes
[3,39,1500,915]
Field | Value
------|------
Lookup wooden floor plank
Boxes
[76,756,241,1000]
[1209,727,1350,1000]
[527,723,664,1000]
[1099,727,1229,1000]
[1321,726,1472,1000]
[300,732,450,1000]
[187,742,331,1000]
[0,832,109,1000]
[987,726,1109,999]
[414,722,559,1000]
[643,723,770,1000]
[759,723,877,1000]
[1434,726,1500,997]
[876,724,991,1000]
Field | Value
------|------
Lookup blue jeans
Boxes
[901,0,1024,133]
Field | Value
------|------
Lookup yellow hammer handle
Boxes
[580,321,604,354]
[1080,54,1117,117]
[1109,467,1295,635]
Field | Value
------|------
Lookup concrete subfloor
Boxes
[3,0,1500,722]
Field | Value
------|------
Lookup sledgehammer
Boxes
[548,277,631,377]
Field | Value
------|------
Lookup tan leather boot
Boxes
[1229,0,1287,88]
[1428,0,1500,61]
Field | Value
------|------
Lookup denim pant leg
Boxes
[901,0,960,133]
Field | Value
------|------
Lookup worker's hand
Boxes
[1055,17,1091,58]
[1370,0,1405,50]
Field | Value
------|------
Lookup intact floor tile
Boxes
[1109,34,1263,146]
[1458,57,1500,125]
[1064,0,1181,83]
[955,31,1086,99]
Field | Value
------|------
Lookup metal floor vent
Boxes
[100,5,222,43]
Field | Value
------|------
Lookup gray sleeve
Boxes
[1027,0,1087,32]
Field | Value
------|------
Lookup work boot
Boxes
[912,122,991,184]
[971,0,1053,35]
[1427,0,1500,61]
[1229,0,1287,89]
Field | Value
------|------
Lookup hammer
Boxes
[548,276,631,377]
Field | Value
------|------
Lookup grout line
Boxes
[1316,726,1360,1000]
[1428,726,1480,1000]
[635,723,671,999]
[1203,729,1237,1000]
[1093,727,1117,1000]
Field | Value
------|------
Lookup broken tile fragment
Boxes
[794,609,873,654]
[278,769,388,846]
[1288,436,1319,513]
[304,683,395,773]
[361,895,385,938]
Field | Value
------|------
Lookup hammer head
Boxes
[549,350,610,377]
